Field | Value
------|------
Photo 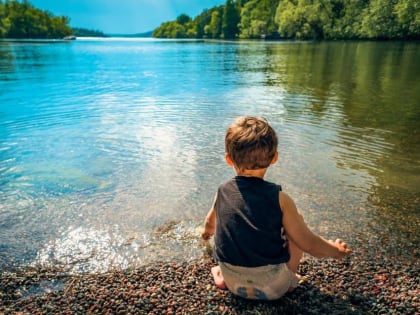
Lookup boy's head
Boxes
[225,116,278,172]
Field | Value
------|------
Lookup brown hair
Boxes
[225,116,278,171]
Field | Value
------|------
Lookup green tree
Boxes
[205,8,223,38]
[326,0,368,39]
[222,0,240,39]
[153,14,196,38]
[0,1,11,37]
[193,8,212,38]
[153,20,192,38]
[2,0,72,39]
[176,14,192,25]
[236,0,250,6]
[239,0,280,39]
[360,0,399,39]
[394,0,420,38]
[275,0,333,39]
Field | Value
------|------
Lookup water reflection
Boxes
[0,42,15,77]
[250,41,420,212]
[33,221,203,273]
[0,42,16,102]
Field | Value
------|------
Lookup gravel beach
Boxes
[1,253,418,315]
[2,196,419,315]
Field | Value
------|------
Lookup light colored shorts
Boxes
[219,261,299,300]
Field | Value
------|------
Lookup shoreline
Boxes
[1,254,418,314]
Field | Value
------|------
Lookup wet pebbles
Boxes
[1,254,418,315]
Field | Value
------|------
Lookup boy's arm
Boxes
[280,192,351,259]
[201,194,217,240]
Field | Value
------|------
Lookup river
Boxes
[0,38,418,273]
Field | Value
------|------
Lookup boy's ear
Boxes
[270,151,279,165]
[225,154,234,166]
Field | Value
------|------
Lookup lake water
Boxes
[0,38,419,273]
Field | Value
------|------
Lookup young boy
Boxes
[201,116,351,300]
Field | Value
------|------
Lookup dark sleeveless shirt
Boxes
[214,176,290,267]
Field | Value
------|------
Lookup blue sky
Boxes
[30,0,226,34]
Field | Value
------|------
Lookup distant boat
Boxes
[63,35,76,40]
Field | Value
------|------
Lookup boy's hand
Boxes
[201,206,216,240]
[330,239,352,258]
[201,228,214,240]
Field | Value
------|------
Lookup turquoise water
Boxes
[1,38,419,272]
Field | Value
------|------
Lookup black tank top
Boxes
[214,176,290,267]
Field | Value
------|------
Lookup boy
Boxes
[201,116,351,300]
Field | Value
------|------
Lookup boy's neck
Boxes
[235,168,268,179]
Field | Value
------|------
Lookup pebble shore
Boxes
[1,253,418,315]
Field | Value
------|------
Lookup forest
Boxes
[0,0,73,39]
[0,0,418,40]
[0,1,109,39]
[153,0,419,40]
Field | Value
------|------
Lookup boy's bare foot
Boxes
[288,273,305,292]
[211,265,227,290]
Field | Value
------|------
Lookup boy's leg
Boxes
[211,265,227,289]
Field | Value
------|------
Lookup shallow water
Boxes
[0,38,419,272]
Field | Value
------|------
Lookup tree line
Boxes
[153,0,419,40]
[72,28,107,38]
[0,0,73,39]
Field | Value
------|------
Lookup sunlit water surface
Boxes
[0,38,419,273]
